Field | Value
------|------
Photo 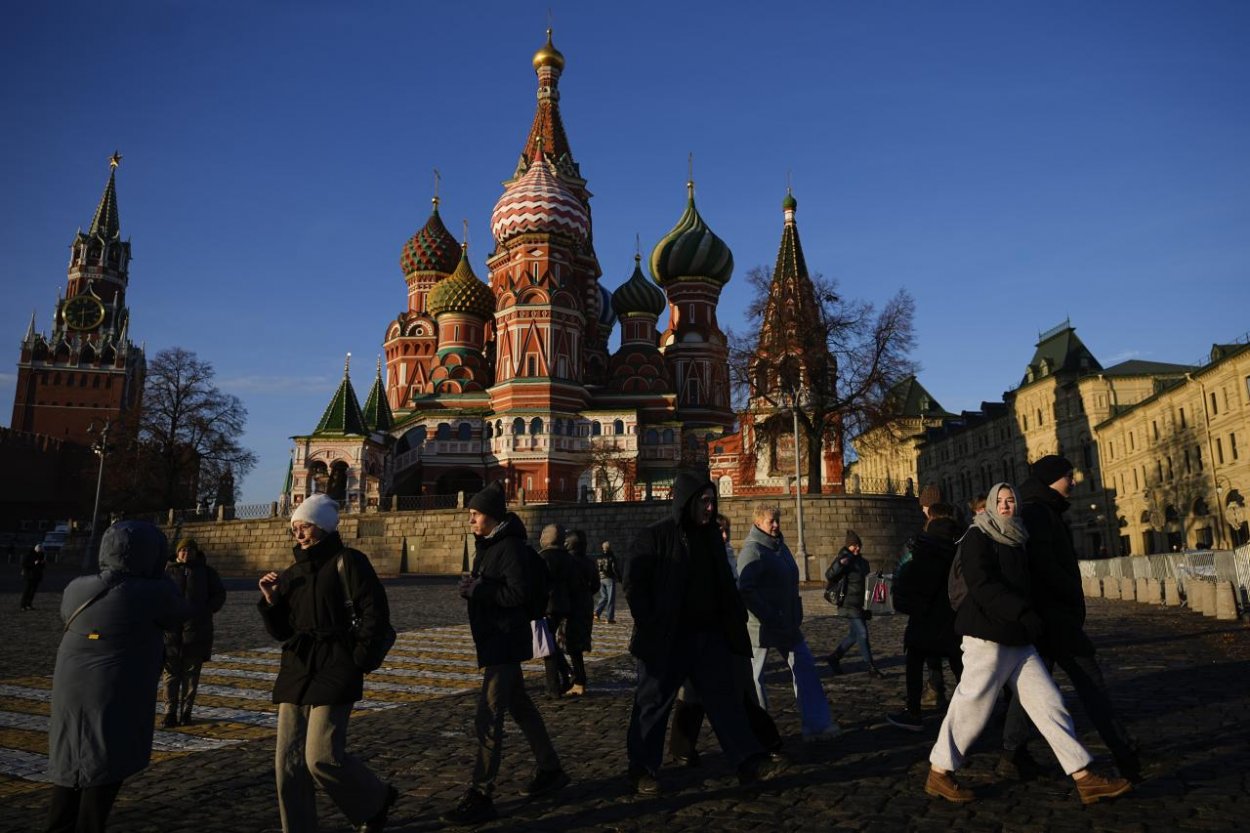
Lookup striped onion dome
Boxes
[649,181,733,286]
[427,247,495,319]
[612,254,666,316]
[400,199,460,275]
[490,153,589,245]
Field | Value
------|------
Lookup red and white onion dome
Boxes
[490,155,589,246]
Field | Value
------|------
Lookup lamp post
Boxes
[787,389,809,581]
[1214,474,1232,550]
[85,419,112,573]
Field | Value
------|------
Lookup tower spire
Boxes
[89,152,122,240]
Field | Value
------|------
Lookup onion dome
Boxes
[613,254,667,316]
[427,247,495,319]
[400,198,460,275]
[649,181,733,286]
[490,148,589,244]
[782,189,798,212]
[597,282,617,328]
[532,28,565,72]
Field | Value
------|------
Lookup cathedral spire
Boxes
[313,353,369,436]
[522,29,573,167]
[361,356,394,433]
[89,152,123,240]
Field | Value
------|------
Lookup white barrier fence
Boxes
[1078,544,1250,619]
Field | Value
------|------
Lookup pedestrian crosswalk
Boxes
[0,620,633,796]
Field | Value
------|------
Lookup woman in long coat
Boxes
[47,521,189,832]
[162,537,227,726]
[560,529,599,695]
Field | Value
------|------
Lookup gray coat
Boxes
[48,522,189,788]
[736,525,804,650]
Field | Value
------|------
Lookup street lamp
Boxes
[1214,475,1232,550]
[85,419,112,573]
[786,388,809,580]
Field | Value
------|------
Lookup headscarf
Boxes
[971,482,1028,548]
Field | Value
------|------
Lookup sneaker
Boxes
[738,753,786,785]
[180,712,194,727]
[521,767,569,798]
[670,750,700,768]
[628,765,661,796]
[440,789,497,826]
[606,618,616,624]
[566,683,586,697]
[358,784,399,832]
[886,710,924,732]
[995,747,1043,781]
[162,712,178,728]
[920,683,939,708]
[867,666,887,679]
[825,654,844,676]
[924,768,974,803]
[1075,771,1132,805]
[802,724,844,743]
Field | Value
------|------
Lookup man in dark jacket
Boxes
[441,483,567,826]
[824,530,885,677]
[594,540,618,623]
[162,536,226,726]
[258,494,398,833]
[999,455,1142,782]
[623,471,781,795]
[20,543,46,610]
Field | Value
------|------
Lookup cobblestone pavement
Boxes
[1,569,1248,832]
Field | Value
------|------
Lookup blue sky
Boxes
[2,1,1248,504]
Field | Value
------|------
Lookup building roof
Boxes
[88,159,122,241]
[887,376,954,418]
[1098,359,1196,377]
[649,181,733,286]
[313,356,368,436]
[361,358,394,433]
[399,199,460,276]
[1020,321,1101,386]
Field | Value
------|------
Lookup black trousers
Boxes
[669,694,781,759]
[1002,650,1139,774]
[46,782,123,833]
[905,647,963,712]
[20,577,41,608]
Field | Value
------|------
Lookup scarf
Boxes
[971,482,1029,548]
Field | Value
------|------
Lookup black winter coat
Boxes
[623,472,751,667]
[1018,477,1095,657]
[952,526,1038,646]
[560,545,598,654]
[826,547,870,618]
[468,513,535,668]
[164,554,226,663]
[893,519,962,653]
[258,533,389,705]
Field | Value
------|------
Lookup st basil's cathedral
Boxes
[286,31,843,509]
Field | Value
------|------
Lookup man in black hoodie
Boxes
[441,483,568,826]
[999,455,1142,782]
[623,471,781,795]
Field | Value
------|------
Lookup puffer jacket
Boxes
[1018,476,1095,657]
[164,551,227,663]
[467,513,537,668]
[737,525,803,649]
[826,547,870,619]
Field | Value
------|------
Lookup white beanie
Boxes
[291,493,339,532]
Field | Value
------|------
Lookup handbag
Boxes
[531,617,555,659]
[335,555,397,673]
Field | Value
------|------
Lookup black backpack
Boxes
[521,544,550,620]
[335,555,397,673]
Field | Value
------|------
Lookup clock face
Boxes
[64,295,105,331]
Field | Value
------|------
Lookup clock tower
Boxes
[10,154,146,446]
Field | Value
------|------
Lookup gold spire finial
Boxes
[376,355,382,375]
[432,168,441,208]
[344,352,352,376]
[109,151,122,170]
[462,218,470,249]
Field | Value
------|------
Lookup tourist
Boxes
[561,529,598,696]
[161,537,226,727]
[537,523,574,699]
[594,540,618,623]
[824,530,886,678]
[20,543,46,610]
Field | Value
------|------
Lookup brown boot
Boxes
[925,768,974,803]
[1074,771,1132,805]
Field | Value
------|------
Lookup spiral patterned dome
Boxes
[612,254,667,317]
[427,248,495,319]
[649,183,733,286]
[490,155,589,245]
[400,200,460,276]
[597,281,617,328]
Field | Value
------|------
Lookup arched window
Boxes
[645,429,659,445]
[530,418,544,435]
[613,419,624,435]
[436,423,451,440]
[484,422,493,439]
[662,428,674,444]
[457,422,472,441]
[591,421,602,436]
[495,419,503,436]
[512,418,525,435]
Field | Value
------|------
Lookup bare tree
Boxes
[728,266,917,493]
[139,347,257,509]
[573,438,636,502]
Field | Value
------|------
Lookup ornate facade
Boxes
[847,376,954,496]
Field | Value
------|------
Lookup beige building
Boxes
[848,376,954,496]
[1095,342,1250,554]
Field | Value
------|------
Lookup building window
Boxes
[613,419,624,435]
[512,418,524,435]
[1232,432,1239,460]
[530,418,543,435]
[436,423,451,440]
[1179,407,1187,428]
[1129,431,1135,451]
[1183,449,1191,473]
[591,421,602,436]
[1210,392,1219,415]
[526,356,538,377]
[1152,420,1158,441]
[1216,437,1225,465]
[457,422,472,441]
[1196,445,1204,472]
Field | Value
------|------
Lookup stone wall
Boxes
[167,494,925,580]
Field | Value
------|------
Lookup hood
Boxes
[487,511,529,543]
[99,521,169,578]
[922,517,963,543]
[1019,475,1069,514]
[671,470,716,525]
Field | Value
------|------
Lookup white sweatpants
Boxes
[929,636,1093,775]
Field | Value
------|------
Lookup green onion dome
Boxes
[427,248,495,319]
[400,199,460,276]
[649,182,733,286]
[612,254,667,316]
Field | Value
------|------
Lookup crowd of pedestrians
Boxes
[38,454,1142,831]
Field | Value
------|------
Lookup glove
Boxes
[1021,611,1045,643]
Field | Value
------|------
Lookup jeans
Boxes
[472,662,560,794]
[162,656,203,720]
[750,638,833,735]
[595,578,616,621]
[835,617,875,666]
[1002,650,1139,774]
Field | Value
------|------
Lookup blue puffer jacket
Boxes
[737,525,803,650]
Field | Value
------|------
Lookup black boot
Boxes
[826,648,846,676]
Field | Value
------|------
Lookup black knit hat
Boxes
[1031,455,1074,487]
[845,529,862,548]
[469,482,507,521]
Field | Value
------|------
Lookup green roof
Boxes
[888,376,954,418]
[1098,359,1195,377]
[1020,322,1101,386]
[313,358,368,436]
[89,166,121,240]
[361,360,394,432]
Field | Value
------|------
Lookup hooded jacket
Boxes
[736,524,803,649]
[468,512,538,667]
[1018,475,1094,656]
[826,546,870,618]
[164,548,227,663]
[258,532,389,705]
[48,521,190,788]
[952,525,1040,646]
[623,472,750,666]
[892,518,962,652]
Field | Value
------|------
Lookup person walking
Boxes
[924,482,1131,806]
[538,523,574,699]
[441,483,567,826]
[998,455,1143,782]
[161,537,227,727]
[258,494,398,833]
[46,520,190,833]
[561,529,598,696]
[20,543,46,610]
[738,502,841,741]
[594,540,618,623]
[886,503,964,731]
[623,471,782,795]
[824,530,886,678]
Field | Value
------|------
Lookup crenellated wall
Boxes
[164,494,925,580]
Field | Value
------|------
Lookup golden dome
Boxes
[532,29,565,72]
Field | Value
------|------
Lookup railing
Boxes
[394,493,460,511]
[1079,545,1250,614]
[233,502,277,521]
[844,475,915,497]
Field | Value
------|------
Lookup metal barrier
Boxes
[232,502,276,521]
[1080,546,1250,614]
[394,494,459,512]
